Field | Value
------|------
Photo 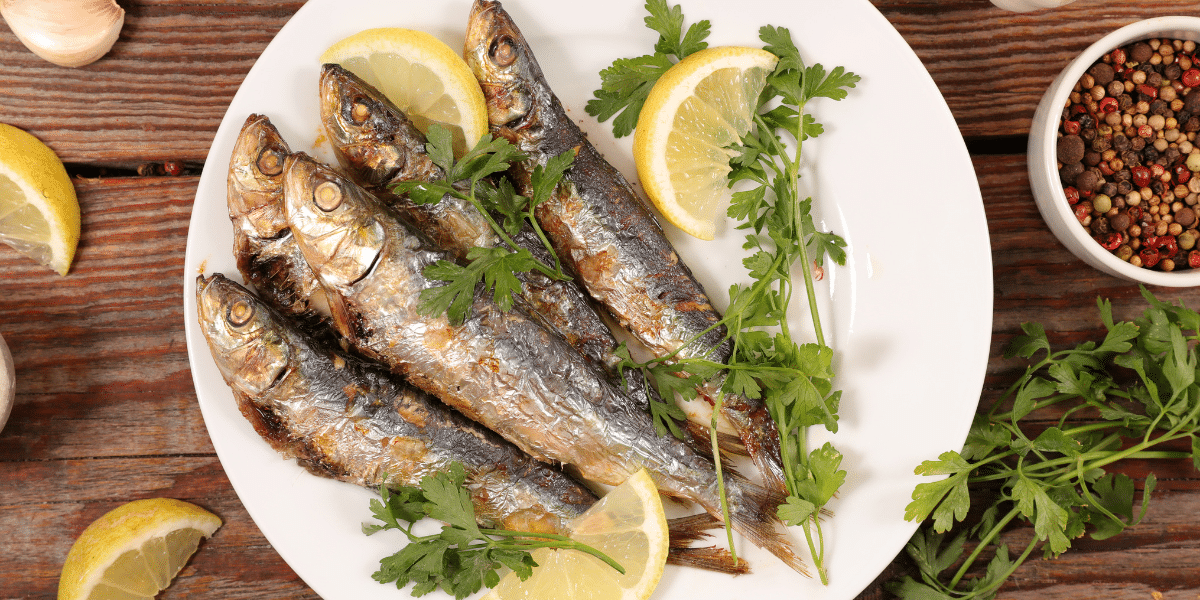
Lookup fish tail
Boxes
[667,546,751,575]
[666,512,720,547]
[684,419,746,458]
[725,473,810,577]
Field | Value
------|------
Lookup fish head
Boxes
[228,114,292,238]
[282,153,386,292]
[464,0,541,141]
[319,63,413,187]
[195,273,291,397]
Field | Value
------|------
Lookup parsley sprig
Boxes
[391,124,575,324]
[585,0,711,137]
[891,288,1200,599]
[365,463,623,599]
[590,2,858,584]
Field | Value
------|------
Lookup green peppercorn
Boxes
[1180,230,1196,250]
[1092,194,1113,213]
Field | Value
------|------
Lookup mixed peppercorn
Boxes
[1058,37,1200,272]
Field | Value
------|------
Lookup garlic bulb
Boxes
[0,0,125,67]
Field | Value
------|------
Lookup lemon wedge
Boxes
[0,123,80,275]
[58,498,222,600]
[482,469,669,600]
[633,47,778,240]
[321,28,488,158]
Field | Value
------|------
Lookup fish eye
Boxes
[351,98,371,123]
[490,36,516,67]
[313,180,344,211]
[257,148,284,176]
[227,299,255,327]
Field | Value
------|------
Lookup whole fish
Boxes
[227,114,331,337]
[280,152,805,575]
[318,63,636,399]
[222,127,742,572]
[463,0,787,493]
[195,272,594,534]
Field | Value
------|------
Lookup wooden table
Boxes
[3,1,1199,598]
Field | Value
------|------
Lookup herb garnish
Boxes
[365,463,622,599]
[391,123,575,325]
[589,1,858,583]
[891,288,1200,599]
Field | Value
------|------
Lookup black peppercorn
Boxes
[1060,161,1085,184]
[1058,134,1086,163]
[1091,216,1111,235]
[1143,147,1160,163]
[1089,62,1116,85]
[1111,212,1132,231]
[1166,63,1183,80]
[1101,182,1119,197]
[1113,134,1131,151]
[1076,169,1101,192]
[1117,179,1134,195]
[1151,100,1169,116]
[1131,42,1154,63]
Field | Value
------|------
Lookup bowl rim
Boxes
[1031,15,1200,286]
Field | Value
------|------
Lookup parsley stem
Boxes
[478,529,627,574]
[709,390,739,566]
[456,187,569,282]
[947,507,1020,589]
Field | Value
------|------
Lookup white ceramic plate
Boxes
[182,1,992,598]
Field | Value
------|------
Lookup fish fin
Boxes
[666,512,721,547]
[684,419,746,457]
[725,472,811,577]
[666,546,751,575]
[735,406,788,496]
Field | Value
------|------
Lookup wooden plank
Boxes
[871,0,1200,139]
[3,0,1198,164]
[0,456,318,599]
[0,176,208,460]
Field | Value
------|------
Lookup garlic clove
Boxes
[0,332,12,434]
[0,0,125,68]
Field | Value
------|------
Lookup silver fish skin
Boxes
[318,62,655,408]
[228,114,331,337]
[195,272,596,535]
[463,0,788,494]
[280,152,805,575]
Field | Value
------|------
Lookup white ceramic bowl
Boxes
[1029,16,1200,286]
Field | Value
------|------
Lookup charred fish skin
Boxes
[228,114,331,336]
[195,272,596,535]
[463,0,790,494]
[318,63,645,401]
[281,153,806,575]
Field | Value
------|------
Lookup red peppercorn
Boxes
[1074,203,1091,223]
[1189,250,1200,269]
[1184,68,1200,88]
[1138,84,1159,99]
[1112,48,1127,65]
[1156,235,1180,257]
[1175,164,1192,184]
[1071,104,1089,116]
[1098,97,1118,113]
[1065,186,1081,204]
[1099,232,1124,250]
[163,160,183,176]
[1140,247,1162,267]
[1132,165,1153,187]
[1063,120,1081,135]
[1138,124,1155,138]
[1151,163,1166,179]
[1099,162,1115,176]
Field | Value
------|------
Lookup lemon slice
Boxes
[634,47,778,240]
[321,28,488,158]
[0,123,80,275]
[58,498,222,600]
[483,469,669,600]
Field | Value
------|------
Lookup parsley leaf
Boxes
[366,463,621,599]
[586,0,710,137]
[895,288,1200,599]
